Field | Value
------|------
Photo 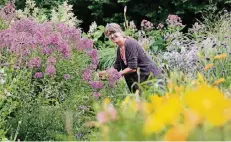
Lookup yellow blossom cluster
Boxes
[122,75,231,140]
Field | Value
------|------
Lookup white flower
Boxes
[88,21,97,33]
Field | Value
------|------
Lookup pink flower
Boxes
[106,68,121,87]
[0,2,16,22]
[107,106,117,120]
[45,65,56,76]
[82,69,92,81]
[87,49,99,66]
[28,57,41,68]
[141,19,154,30]
[46,56,56,65]
[96,105,117,124]
[77,38,93,51]
[96,112,108,124]
[93,92,101,99]
[64,74,71,80]
[166,14,183,27]
[33,72,43,79]
[88,81,104,89]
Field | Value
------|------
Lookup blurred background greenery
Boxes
[12,0,231,32]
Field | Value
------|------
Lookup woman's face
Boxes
[108,32,124,45]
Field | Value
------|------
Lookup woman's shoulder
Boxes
[125,37,140,48]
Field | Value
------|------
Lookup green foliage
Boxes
[15,0,230,31]
[98,48,116,70]
[0,0,7,7]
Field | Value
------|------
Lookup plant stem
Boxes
[220,126,225,141]
[198,123,205,141]
[13,121,21,141]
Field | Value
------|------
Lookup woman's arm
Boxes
[119,67,136,76]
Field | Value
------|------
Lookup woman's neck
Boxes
[118,37,127,47]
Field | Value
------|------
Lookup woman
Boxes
[99,23,162,93]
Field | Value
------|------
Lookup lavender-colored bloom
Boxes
[77,38,93,50]
[88,81,104,89]
[64,74,71,80]
[56,23,81,41]
[28,57,41,68]
[33,72,43,79]
[45,65,56,76]
[11,19,37,34]
[82,69,92,81]
[46,56,56,65]
[106,68,121,86]
[87,49,99,65]
[41,47,53,55]
[57,41,70,58]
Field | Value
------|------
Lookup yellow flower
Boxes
[204,63,214,71]
[197,73,206,85]
[164,125,189,141]
[143,95,163,114]
[214,53,227,59]
[121,96,130,107]
[143,95,182,135]
[150,94,163,108]
[121,96,140,115]
[144,113,165,135]
[103,98,111,110]
[103,98,110,105]
[155,95,182,125]
[213,78,225,86]
[184,84,231,126]
[143,102,153,114]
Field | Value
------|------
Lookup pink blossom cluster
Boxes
[46,56,57,65]
[27,57,41,68]
[166,14,184,27]
[88,81,104,90]
[33,72,43,79]
[141,19,154,30]
[96,105,117,124]
[0,17,97,79]
[0,1,16,22]
[0,3,119,100]
[106,68,121,87]
[82,69,93,81]
[82,68,121,99]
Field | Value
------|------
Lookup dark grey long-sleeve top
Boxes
[113,38,162,78]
